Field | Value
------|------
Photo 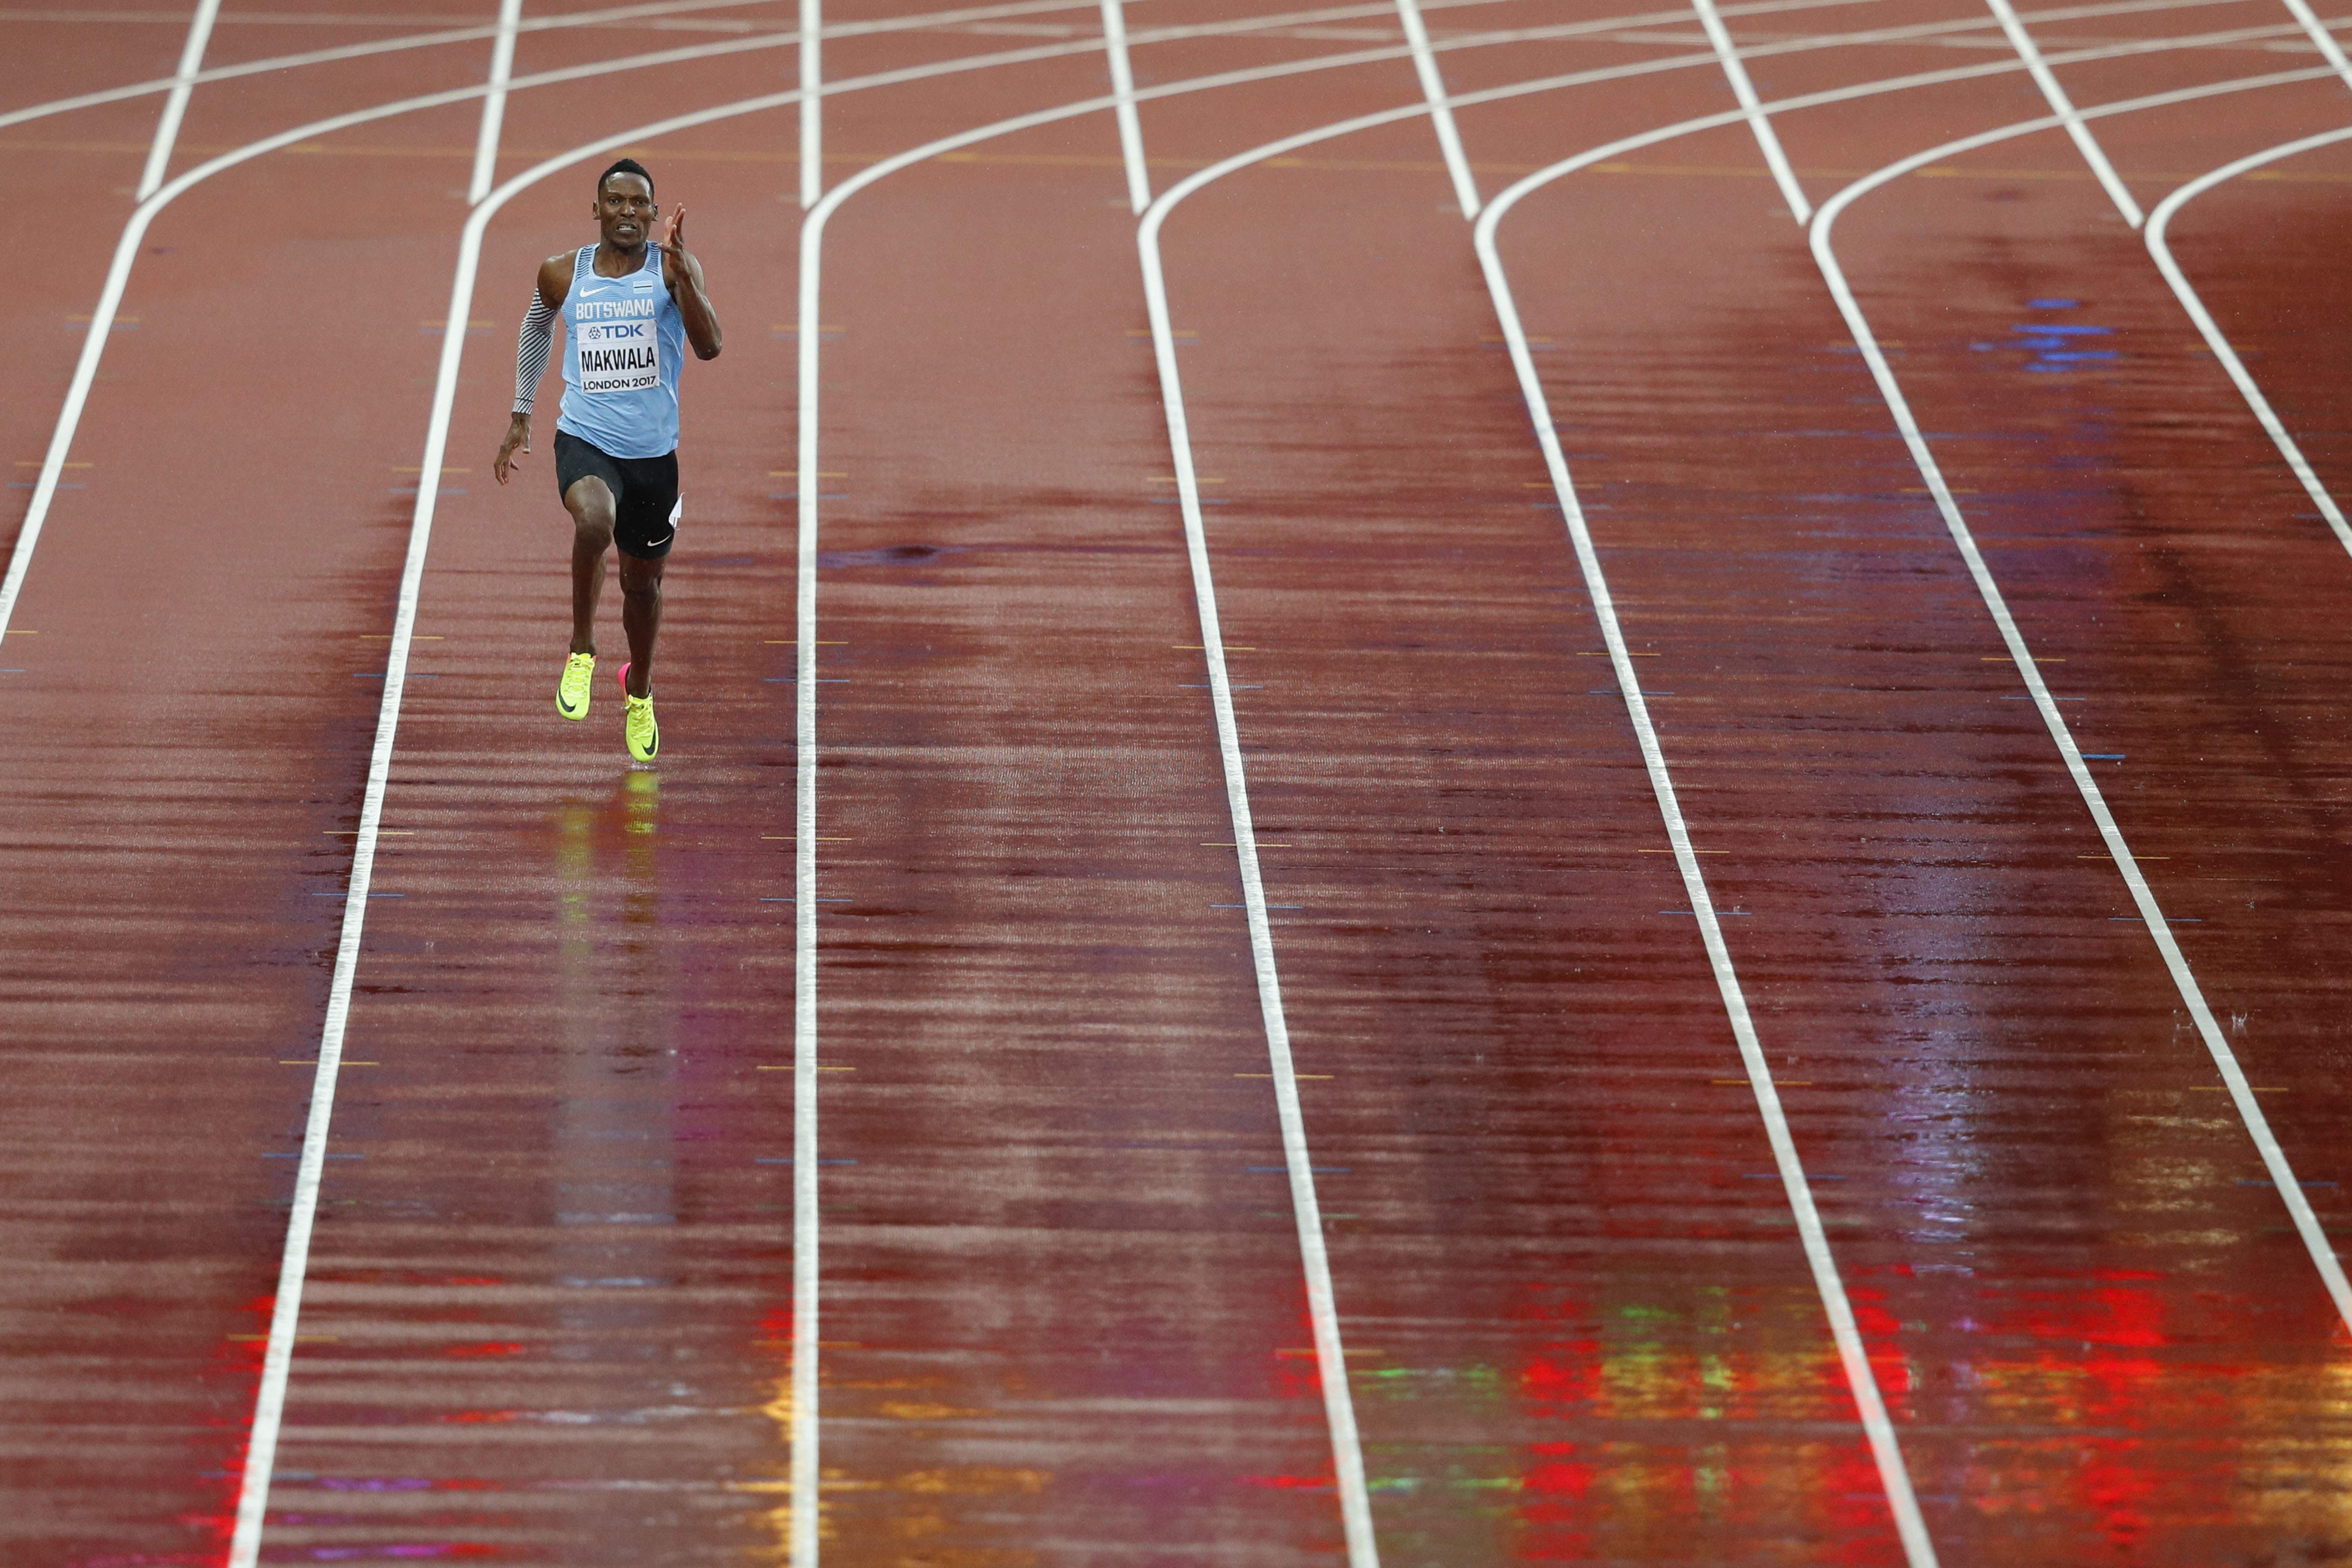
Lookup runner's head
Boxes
[593,158,658,248]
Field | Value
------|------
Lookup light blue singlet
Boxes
[555,242,686,460]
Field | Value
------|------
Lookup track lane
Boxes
[18,0,2352,1561]
[0,17,515,1562]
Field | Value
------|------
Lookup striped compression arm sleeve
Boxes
[514,289,557,414]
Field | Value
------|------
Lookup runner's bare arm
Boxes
[495,256,580,485]
[658,208,723,360]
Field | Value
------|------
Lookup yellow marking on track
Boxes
[1277,1346,1383,1357]
[1236,1072,1332,1079]
[2,629,34,634]
[818,1066,856,1073]
[15,460,91,468]
[757,1065,792,1071]
[818,1341,861,1349]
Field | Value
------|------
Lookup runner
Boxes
[494,156,723,762]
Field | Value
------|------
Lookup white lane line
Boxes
[1473,148,1938,1568]
[1688,0,1812,220]
[467,0,525,205]
[1101,0,1152,212]
[1979,0,2145,224]
[1137,153,1409,1568]
[2145,125,2352,557]
[225,31,526,1565]
[1393,0,1479,216]
[134,0,219,201]
[792,90,823,1568]
[801,0,821,208]
[1807,66,2352,1337]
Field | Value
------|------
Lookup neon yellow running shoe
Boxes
[556,651,595,720]
[619,662,658,761]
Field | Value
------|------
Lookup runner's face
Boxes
[594,175,656,247]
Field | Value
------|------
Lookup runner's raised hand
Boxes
[660,205,689,290]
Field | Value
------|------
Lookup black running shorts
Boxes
[554,430,680,560]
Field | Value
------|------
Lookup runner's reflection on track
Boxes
[551,770,680,1365]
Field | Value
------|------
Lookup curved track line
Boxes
[1806,67,2352,1338]
[2145,123,2352,555]
[1481,184,1951,1555]
[1472,98,1944,1568]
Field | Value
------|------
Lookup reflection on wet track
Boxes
[6,0,2352,1562]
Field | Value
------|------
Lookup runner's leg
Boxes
[618,551,662,696]
[564,475,617,656]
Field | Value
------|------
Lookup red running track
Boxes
[5,0,2352,1563]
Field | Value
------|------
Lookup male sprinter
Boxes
[494,157,723,761]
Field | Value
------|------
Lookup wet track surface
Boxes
[6,0,2352,1564]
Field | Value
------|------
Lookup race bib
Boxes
[577,311,661,395]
